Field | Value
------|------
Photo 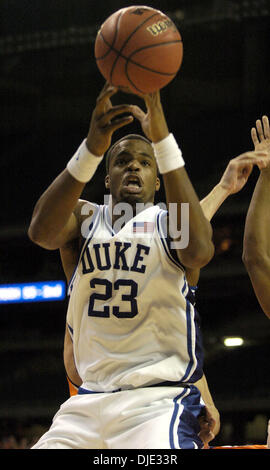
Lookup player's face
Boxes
[105,139,160,206]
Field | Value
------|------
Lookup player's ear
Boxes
[155,177,160,192]
[105,175,110,189]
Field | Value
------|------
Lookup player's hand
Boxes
[130,90,169,143]
[86,82,134,156]
[218,150,270,195]
[251,115,270,156]
[198,407,217,448]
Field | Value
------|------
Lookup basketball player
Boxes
[63,141,270,442]
[242,115,270,450]
[28,83,268,449]
[243,115,270,319]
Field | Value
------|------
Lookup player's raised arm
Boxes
[242,116,270,318]
[186,150,270,286]
[131,91,214,269]
[200,150,270,221]
[28,83,134,250]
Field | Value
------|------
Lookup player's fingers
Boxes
[240,163,253,178]
[251,127,259,147]
[143,90,161,109]
[96,83,118,108]
[240,154,270,170]
[256,119,265,141]
[249,150,268,157]
[105,115,134,133]
[98,105,134,126]
[257,158,270,170]
[129,105,147,122]
[198,429,215,446]
[237,150,268,160]
[96,81,114,98]
[262,115,270,139]
[99,81,111,93]
[229,152,269,173]
[231,152,267,167]
[246,155,270,169]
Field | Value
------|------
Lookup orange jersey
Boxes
[67,376,79,397]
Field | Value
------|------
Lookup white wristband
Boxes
[66,139,103,183]
[152,133,185,174]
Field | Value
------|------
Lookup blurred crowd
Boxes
[0,421,48,449]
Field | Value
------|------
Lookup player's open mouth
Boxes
[122,175,143,193]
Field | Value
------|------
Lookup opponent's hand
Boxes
[251,115,270,155]
[86,82,134,156]
[130,90,169,143]
[219,150,270,195]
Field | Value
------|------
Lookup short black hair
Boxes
[105,134,152,173]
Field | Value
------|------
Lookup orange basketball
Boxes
[94,6,183,95]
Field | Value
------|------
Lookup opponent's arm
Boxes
[28,83,134,250]
[201,150,270,220]
[131,92,214,270]
[64,324,82,390]
[60,237,83,395]
[186,149,270,285]
[243,116,270,318]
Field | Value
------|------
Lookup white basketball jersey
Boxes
[67,204,203,392]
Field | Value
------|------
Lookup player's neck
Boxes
[109,198,154,227]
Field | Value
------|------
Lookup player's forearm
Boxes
[163,168,214,268]
[28,169,85,247]
[244,262,270,319]
[200,183,230,221]
[243,168,270,264]
[242,170,270,318]
[195,374,220,436]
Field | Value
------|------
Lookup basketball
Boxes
[94,6,183,95]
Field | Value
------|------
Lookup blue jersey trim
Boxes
[169,388,189,448]
[179,281,203,384]
[156,211,185,272]
[172,386,204,449]
[104,205,116,236]
[78,386,121,394]
[67,323,73,337]
[180,300,194,383]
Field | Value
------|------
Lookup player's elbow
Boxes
[180,239,215,269]
[242,244,266,271]
[188,221,215,268]
[28,222,40,244]
[242,251,253,271]
[28,222,56,250]
[242,233,267,267]
[192,241,215,268]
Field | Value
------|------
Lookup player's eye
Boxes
[116,158,127,165]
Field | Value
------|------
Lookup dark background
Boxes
[1,0,270,448]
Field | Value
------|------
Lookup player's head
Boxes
[105,134,154,173]
[105,134,160,206]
